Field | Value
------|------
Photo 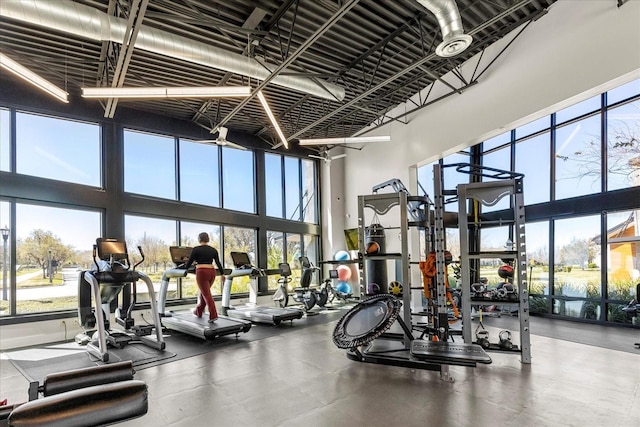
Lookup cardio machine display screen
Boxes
[279,263,291,276]
[97,239,127,260]
[169,246,193,265]
[231,252,252,268]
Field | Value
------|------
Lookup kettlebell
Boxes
[499,330,513,350]
[476,329,490,349]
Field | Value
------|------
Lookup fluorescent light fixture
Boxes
[257,90,288,149]
[298,135,391,146]
[0,53,69,103]
[81,86,252,99]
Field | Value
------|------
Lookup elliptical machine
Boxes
[77,238,165,362]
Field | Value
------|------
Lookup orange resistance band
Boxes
[419,253,459,320]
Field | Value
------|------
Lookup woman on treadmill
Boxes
[183,232,226,322]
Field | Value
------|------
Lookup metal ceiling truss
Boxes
[288,0,549,140]
[102,0,149,118]
[360,11,540,135]
[215,0,362,145]
[0,0,558,148]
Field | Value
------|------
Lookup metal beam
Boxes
[190,6,268,123]
[215,0,361,133]
[104,0,149,118]
[289,0,539,140]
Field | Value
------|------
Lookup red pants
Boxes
[195,268,218,320]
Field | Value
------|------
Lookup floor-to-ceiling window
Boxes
[0,200,12,317]
[12,203,100,314]
[265,153,318,224]
[124,130,176,199]
[179,139,220,207]
[418,77,640,325]
[0,102,320,322]
[16,112,101,187]
[124,215,176,303]
[605,209,639,324]
[552,215,602,319]
[222,147,255,213]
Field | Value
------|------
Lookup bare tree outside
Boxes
[128,232,172,273]
[556,102,640,188]
[17,229,74,279]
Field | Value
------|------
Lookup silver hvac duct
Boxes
[416,0,473,57]
[0,0,345,101]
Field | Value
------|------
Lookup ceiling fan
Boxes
[197,126,246,150]
[308,150,347,164]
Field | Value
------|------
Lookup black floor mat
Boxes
[6,342,177,384]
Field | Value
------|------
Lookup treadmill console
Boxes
[169,246,195,271]
[231,251,253,268]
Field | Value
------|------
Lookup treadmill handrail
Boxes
[227,267,265,278]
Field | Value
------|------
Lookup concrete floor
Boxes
[2,317,639,427]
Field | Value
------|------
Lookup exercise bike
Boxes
[273,257,326,312]
[319,269,353,304]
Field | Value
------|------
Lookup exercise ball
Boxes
[334,250,350,261]
[367,283,380,295]
[365,241,380,254]
[336,281,352,294]
[337,265,352,281]
[388,281,403,295]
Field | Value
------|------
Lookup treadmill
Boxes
[221,251,304,325]
[157,246,252,340]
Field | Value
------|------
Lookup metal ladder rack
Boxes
[456,176,531,363]
[357,192,412,347]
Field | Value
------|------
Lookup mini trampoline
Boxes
[332,294,492,376]
[333,294,401,349]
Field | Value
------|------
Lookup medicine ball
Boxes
[365,241,380,254]
[388,281,403,295]
[334,250,350,261]
[367,283,381,295]
[498,265,514,279]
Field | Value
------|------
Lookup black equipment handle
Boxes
[92,245,99,271]
[133,246,145,270]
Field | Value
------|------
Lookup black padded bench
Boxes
[0,361,148,427]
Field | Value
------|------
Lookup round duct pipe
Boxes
[416,0,473,57]
[0,0,346,101]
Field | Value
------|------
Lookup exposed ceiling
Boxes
[0,0,557,150]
